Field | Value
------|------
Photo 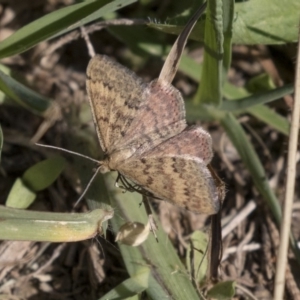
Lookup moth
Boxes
[86,4,220,215]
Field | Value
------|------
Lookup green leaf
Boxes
[147,14,206,43]
[99,267,150,300]
[207,281,235,299]
[22,156,66,192]
[233,0,300,45]
[6,156,66,211]
[6,178,36,209]
[0,68,51,114]
[148,0,299,45]
[0,0,136,59]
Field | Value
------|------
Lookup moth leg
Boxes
[115,173,136,193]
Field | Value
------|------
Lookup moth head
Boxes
[99,161,110,174]
[107,148,136,171]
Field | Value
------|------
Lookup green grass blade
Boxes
[178,57,291,136]
[219,112,282,223]
[108,25,166,59]
[194,0,225,106]
[109,176,203,300]
[221,84,294,111]
[219,111,300,261]
[0,206,113,242]
[99,267,150,300]
[52,0,137,40]
[0,68,51,114]
[0,124,3,163]
[222,0,234,73]
[223,80,249,99]
[0,64,12,104]
[218,112,300,264]
[0,0,129,59]
[179,54,248,101]
[247,105,289,136]
[185,101,215,122]
[148,1,231,106]
[179,54,203,81]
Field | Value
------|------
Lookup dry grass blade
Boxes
[274,26,300,299]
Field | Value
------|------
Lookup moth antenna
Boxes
[36,143,100,164]
[74,165,102,207]
[36,143,103,207]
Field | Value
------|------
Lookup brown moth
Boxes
[86,4,220,215]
